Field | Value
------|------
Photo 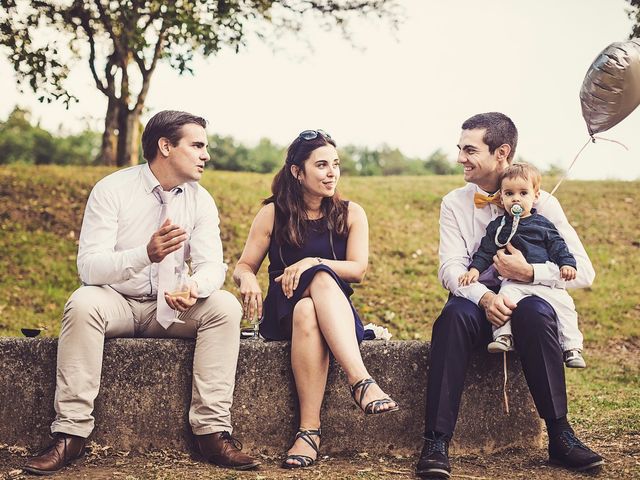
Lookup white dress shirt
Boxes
[77,163,226,298]
[438,183,595,305]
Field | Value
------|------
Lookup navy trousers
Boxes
[425,295,568,437]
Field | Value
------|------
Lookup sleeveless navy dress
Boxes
[259,204,365,343]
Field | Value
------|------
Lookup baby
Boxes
[459,163,586,368]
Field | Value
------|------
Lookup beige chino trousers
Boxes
[51,285,242,438]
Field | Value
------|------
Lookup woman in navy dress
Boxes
[233,130,399,469]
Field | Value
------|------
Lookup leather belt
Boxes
[125,294,157,302]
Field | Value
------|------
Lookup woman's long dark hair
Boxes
[264,133,348,248]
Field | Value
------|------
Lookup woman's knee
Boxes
[292,298,320,336]
[309,270,337,291]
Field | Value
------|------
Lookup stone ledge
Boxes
[0,338,542,455]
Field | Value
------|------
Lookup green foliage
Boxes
[425,149,462,175]
[544,163,566,177]
[0,107,100,165]
[335,145,461,176]
[210,135,284,173]
[0,107,461,175]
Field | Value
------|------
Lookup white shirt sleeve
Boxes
[77,183,151,285]
[533,193,595,289]
[438,198,491,305]
[188,189,227,297]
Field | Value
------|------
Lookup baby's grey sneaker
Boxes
[487,334,514,353]
[564,349,586,368]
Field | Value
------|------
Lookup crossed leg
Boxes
[284,271,396,466]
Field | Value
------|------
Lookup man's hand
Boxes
[479,291,517,327]
[560,265,577,281]
[147,218,188,263]
[458,268,480,286]
[493,243,534,282]
[164,282,198,312]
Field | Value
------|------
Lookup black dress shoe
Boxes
[415,432,451,479]
[549,430,604,471]
[24,433,86,475]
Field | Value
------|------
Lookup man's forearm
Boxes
[78,246,150,285]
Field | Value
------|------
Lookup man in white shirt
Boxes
[25,111,259,475]
[415,113,603,478]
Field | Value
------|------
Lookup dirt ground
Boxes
[2,429,639,480]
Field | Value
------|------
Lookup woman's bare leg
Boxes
[307,271,397,412]
[285,298,327,465]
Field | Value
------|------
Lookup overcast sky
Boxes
[1,0,639,180]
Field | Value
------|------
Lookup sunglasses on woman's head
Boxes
[298,129,332,141]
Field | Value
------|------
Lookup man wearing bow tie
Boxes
[24,111,259,475]
[415,112,603,478]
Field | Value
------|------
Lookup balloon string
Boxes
[592,135,629,151]
[503,352,510,415]
[546,137,591,199]
[546,135,629,202]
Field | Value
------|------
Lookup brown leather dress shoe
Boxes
[24,433,86,475]
[195,431,260,470]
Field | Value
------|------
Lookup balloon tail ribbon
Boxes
[544,135,628,205]
[592,135,629,151]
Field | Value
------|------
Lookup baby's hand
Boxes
[458,268,480,286]
[560,265,577,281]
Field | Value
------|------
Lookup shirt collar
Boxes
[142,162,185,195]
[472,183,500,197]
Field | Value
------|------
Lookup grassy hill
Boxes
[1,165,639,440]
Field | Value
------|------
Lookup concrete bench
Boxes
[0,338,541,455]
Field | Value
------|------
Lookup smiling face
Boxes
[293,144,340,200]
[164,123,210,184]
[500,176,539,218]
[457,128,510,193]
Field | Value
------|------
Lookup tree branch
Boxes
[77,5,110,97]
[93,0,125,64]
[135,23,166,113]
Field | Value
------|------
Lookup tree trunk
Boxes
[98,98,119,166]
[115,107,141,167]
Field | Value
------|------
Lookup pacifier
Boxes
[495,204,524,247]
[510,204,524,217]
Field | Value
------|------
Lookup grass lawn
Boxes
[1,164,639,463]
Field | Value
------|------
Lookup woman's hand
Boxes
[239,272,263,320]
[275,257,318,299]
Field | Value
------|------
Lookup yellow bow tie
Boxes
[474,192,503,208]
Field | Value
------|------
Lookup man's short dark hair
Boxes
[142,110,207,162]
[461,112,518,161]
